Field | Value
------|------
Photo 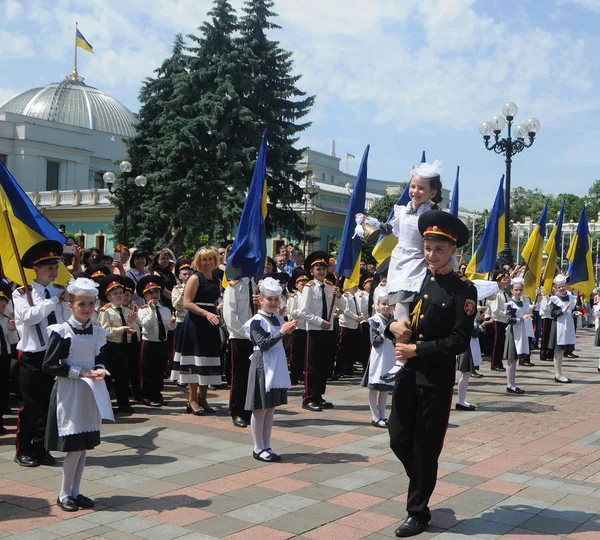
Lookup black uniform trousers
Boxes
[290,329,307,382]
[540,318,554,360]
[0,353,10,427]
[128,338,142,401]
[16,351,54,457]
[103,342,130,408]
[304,330,336,404]
[336,327,361,376]
[229,338,253,421]
[359,322,371,371]
[491,321,507,369]
[140,340,169,403]
[388,376,453,524]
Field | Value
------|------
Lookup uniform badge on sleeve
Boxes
[464,299,476,316]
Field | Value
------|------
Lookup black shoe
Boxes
[302,402,322,412]
[455,403,477,411]
[371,419,388,428]
[233,416,248,428]
[198,400,216,414]
[554,377,572,384]
[491,366,506,372]
[37,451,56,466]
[506,387,526,394]
[145,400,163,407]
[118,405,134,414]
[14,454,39,467]
[566,353,579,358]
[395,516,427,537]
[380,365,410,383]
[290,379,300,386]
[470,371,484,378]
[57,496,79,512]
[253,449,278,462]
[75,494,95,509]
[320,401,334,409]
[265,448,282,461]
[519,361,536,367]
[186,402,203,416]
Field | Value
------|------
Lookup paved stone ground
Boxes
[2,328,600,539]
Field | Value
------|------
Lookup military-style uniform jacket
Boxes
[387,269,477,388]
[98,303,138,343]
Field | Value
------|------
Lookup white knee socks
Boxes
[457,372,471,406]
[368,390,388,421]
[251,410,266,453]
[554,350,570,382]
[262,408,275,450]
[389,302,411,370]
[378,391,388,421]
[71,450,87,498]
[60,450,84,502]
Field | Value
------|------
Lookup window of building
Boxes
[331,175,334,183]
[327,195,342,204]
[321,173,326,182]
[320,194,326,201]
[89,170,104,190]
[46,160,60,190]
[94,230,106,253]
[0,154,7,166]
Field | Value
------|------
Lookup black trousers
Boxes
[388,378,453,524]
[16,351,54,457]
[540,318,554,360]
[103,342,130,408]
[229,339,253,421]
[0,353,10,427]
[140,340,168,403]
[491,321,507,369]
[359,322,371,371]
[304,330,336,404]
[128,339,142,400]
[336,326,361,375]
[290,329,307,382]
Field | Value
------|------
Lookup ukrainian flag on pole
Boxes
[566,205,594,297]
[541,199,565,295]
[0,161,71,285]
[465,175,505,280]
[224,130,268,282]
[76,29,94,53]
[336,145,369,287]
[521,200,548,300]
[449,166,459,216]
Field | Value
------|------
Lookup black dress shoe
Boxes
[506,387,526,394]
[14,454,39,467]
[186,402,203,416]
[118,405,134,414]
[233,416,248,428]
[75,494,95,508]
[554,377,572,383]
[519,361,536,367]
[302,402,322,412]
[491,366,506,372]
[455,403,477,411]
[265,448,282,461]
[395,516,427,537]
[471,371,484,378]
[57,496,79,512]
[566,353,579,358]
[253,449,278,462]
[36,451,56,466]
[145,400,163,407]
[380,365,411,383]
[320,401,334,409]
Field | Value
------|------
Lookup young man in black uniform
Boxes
[386,211,477,538]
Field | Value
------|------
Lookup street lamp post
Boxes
[302,176,317,257]
[103,161,147,246]
[479,102,540,266]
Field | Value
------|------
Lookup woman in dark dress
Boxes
[171,248,222,414]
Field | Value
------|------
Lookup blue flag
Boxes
[336,145,369,286]
[450,166,459,216]
[567,205,594,296]
[225,131,268,280]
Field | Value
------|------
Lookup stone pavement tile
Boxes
[433,481,470,497]
[519,514,580,535]
[167,463,246,487]
[152,507,216,526]
[292,484,346,501]
[540,503,595,524]
[557,483,597,496]
[224,502,290,524]
[438,461,468,472]
[79,509,134,525]
[195,478,250,495]
[560,493,600,513]
[262,493,320,512]
[39,516,101,536]
[431,495,495,518]
[569,522,600,540]
[226,486,281,503]
[256,477,312,493]
[336,510,400,533]
[0,515,62,534]
[497,495,554,514]
[441,472,488,488]
[321,467,395,490]
[369,461,407,474]
[87,489,145,508]
[289,463,362,484]
[57,525,113,540]
[475,507,535,526]
[476,479,525,496]
[449,515,515,537]
[223,524,295,539]
[526,477,566,490]
[176,534,220,540]
[303,522,369,540]
[0,481,47,500]
[135,523,192,540]
[428,509,467,530]
[356,478,408,499]
[517,485,569,503]
[496,472,534,485]
[364,499,403,518]
[328,492,386,510]
[187,515,252,537]
[108,515,162,533]
[129,480,184,497]
[2,530,60,540]
[262,502,355,535]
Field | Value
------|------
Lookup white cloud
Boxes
[558,0,600,12]
[3,0,24,20]
[0,30,35,59]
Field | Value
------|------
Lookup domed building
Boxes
[0,76,138,252]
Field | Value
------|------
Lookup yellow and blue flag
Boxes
[449,166,459,216]
[336,145,369,287]
[465,175,505,280]
[521,200,548,299]
[224,130,268,281]
[566,205,594,297]
[541,199,565,295]
[0,161,71,286]
[76,29,94,53]
[347,153,355,160]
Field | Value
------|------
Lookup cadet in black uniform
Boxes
[386,211,476,538]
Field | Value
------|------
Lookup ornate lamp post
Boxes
[302,175,317,257]
[103,161,147,246]
[479,102,540,266]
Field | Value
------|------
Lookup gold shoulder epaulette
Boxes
[229,279,239,286]
[100,303,111,311]
[459,274,473,286]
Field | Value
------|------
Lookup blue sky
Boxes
[2,0,600,214]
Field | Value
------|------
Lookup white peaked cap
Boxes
[67,277,99,297]
[554,274,567,285]
[259,276,282,296]
[510,277,525,286]
[410,159,442,179]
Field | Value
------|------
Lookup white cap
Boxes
[373,285,389,304]
[67,277,99,297]
[259,276,282,296]
[510,277,525,286]
[554,274,567,285]
[410,159,442,179]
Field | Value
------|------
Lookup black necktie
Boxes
[156,306,166,341]
[321,284,328,321]
[117,307,128,343]
[0,324,8,357]
[45,288,57,325]
[248,280,254,315]
[352,294,359,314]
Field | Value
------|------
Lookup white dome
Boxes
[0,79,137,138]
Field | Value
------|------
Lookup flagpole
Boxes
[2,210,45,346]
[72,22,78,81]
